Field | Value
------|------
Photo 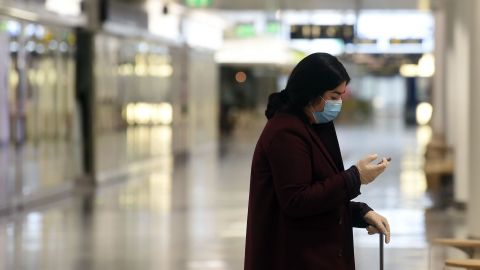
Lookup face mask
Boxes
[311,97,342,124]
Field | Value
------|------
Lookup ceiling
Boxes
[115,0,428,11]
[208,0,424,10]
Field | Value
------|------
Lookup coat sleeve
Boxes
[266,129,362,218]
[349,201,373,228]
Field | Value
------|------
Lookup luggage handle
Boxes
[380,233,384,270]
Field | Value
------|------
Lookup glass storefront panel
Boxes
[0,18,83,210]
[94,34,174,181]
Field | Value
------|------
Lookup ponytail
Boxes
[265,90,289,119]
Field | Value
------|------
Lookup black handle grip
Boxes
[380,234,384,270]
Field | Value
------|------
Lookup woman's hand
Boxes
[356,154,390,185]
[364,211,390,244]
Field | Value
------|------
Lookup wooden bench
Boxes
[434,238,480,258]
[424,137,454,196]
[424,159,454,191]
[424,157,454,208]
[425,136,451,159]
[445,259,480,269]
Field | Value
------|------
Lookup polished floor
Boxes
[0,112,469,270]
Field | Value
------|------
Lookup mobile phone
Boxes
[377,157,392,165]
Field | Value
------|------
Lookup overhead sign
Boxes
[290,24,354,43]
[235,24,255,38]
[355,38,377,45]
[185,0,213,8]
[389,38,423,45]
[266,21,281,35]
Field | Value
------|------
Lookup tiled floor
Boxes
[0,113,469,270]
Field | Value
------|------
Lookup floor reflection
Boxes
[96,125,173,182]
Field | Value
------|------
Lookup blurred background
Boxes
[0,0,479,269]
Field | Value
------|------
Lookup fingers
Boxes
[367,220,391,244]
[364,154,378,163]
[381,157,391,167]
[372,158,389,175]
[375,158,389,169]
[382,218,391,244]
[380,157,389,166]
[367,225,379,235]
[368,226,390,244]
[376,221,388,235]
[375,217,390,244]
[357,154,390,185]
[366,155,389,171]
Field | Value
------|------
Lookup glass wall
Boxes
[94,34,174,181]
[0,18,83,211]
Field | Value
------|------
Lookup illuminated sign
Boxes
[266,21,281,34]
[355,38,377,45]
[235,24,255,38]
[45,0,82,16]
[185,0,213,8]
[290,24,354,43]
[123,103,173,125]
[390,38,423,45]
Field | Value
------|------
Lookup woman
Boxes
[244,53,391,270]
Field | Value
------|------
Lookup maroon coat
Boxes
[244,109,372,270]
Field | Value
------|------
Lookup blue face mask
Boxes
[311,97,342,124]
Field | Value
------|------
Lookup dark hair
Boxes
[265,53,350,119]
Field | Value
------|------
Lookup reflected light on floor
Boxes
[151,126,173,156]
[416,125,432,150]
[24,212,44,251]
[400,126,432,198]
[149,172,172,212]
[125,126,151,157]
[188,260,227,269]
[400,170,427,197]
[399,125,432,198]
[25,212,43,232]
[126,125,172,157]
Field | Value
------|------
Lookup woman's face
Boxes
[310,81,347,112]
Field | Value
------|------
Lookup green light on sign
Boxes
[185,0,212,7]
[0,21,7,32]
[266,22,281,34]
[235,24,255,38]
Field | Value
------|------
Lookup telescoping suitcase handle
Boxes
[379,233,384,270]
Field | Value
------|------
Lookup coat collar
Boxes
[276,107,342,173]
[304,122,341,174]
